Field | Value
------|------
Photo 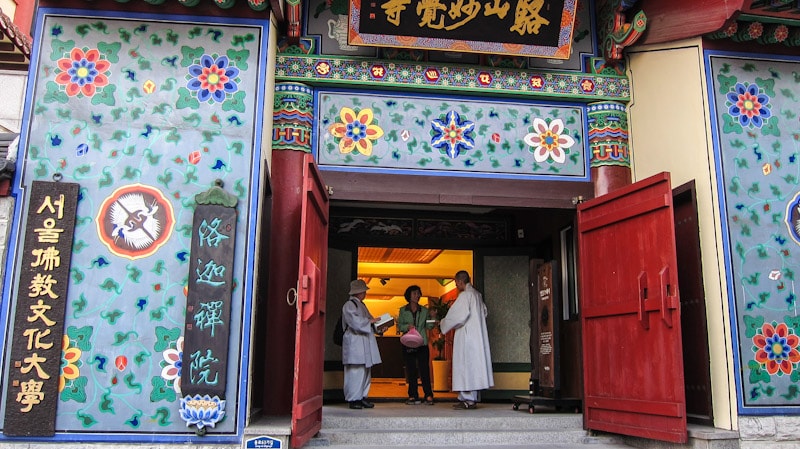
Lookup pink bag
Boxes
[400,327,424,348]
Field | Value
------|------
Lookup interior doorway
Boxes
[356,247,470,399]
[322,204,583,404]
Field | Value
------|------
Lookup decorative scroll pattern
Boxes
[708,54,800,411]
[10,12,265,435]
[587,101,629,168]
[316,90,588,180]
[273,83,314,152]
[276,55,631,101]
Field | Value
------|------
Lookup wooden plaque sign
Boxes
[348,0,578,58]
[537,261,558,389]
[179,183,238,433]
[4,180,79,436]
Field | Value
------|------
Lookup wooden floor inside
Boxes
[370,378,458,400]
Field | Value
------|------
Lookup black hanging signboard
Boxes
[348,0,578,58]
[4,180,79,436]
[179,181,238,434]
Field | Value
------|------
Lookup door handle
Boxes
[286,287,298,306]
[659,266,674,328]
[638,271,649,330]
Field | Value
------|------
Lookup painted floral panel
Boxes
[7,12,265,435]
[316,91,588,180]
[709,55,800,410]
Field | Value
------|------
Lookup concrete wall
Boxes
[0,71,26,133]
[626,39,736,430]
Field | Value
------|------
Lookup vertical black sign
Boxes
[537,261,556,389]
[180,184,237,432]
[4,180,79,436]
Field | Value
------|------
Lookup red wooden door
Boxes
[291,154,330,448]
[577,172,687,443]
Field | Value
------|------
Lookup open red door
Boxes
[291,154,330,448]
[577,172,687,443]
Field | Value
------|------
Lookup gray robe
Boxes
[341,296,382,368]
[439,283,494,392]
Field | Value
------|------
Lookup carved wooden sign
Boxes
[179,182,238,434]
[537,261,557,389]
[348,0,578,58]
[4,180,79,436]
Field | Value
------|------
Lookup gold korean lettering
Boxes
[20,353,50,379]
[34,218,64,244]
[382,0,412,26]
[484,0,510,19]
[16,379,45,412]
[36,194,65,219]
[28,273,58,300]
[31,246,61,271]
[22,328,54,350]
[27,299,56,326]
[510,0,549,36]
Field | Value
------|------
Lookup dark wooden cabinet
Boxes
[373,337,405,378]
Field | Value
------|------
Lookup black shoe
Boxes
[349,401,363,409]
[360,399,375,408]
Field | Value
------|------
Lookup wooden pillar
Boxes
[588,101,631,197]
[262,83,314,415]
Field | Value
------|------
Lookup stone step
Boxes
[310,402,627,448]
[314,427,603,446]
[322,412,583,431]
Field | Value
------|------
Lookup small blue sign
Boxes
[245,435,282,448]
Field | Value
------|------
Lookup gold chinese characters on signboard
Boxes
[4,181,79,437]
[348,0,577,58]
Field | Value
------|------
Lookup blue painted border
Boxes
[705,49,800,416]
[0,7,270,443]
[312,88,591,182]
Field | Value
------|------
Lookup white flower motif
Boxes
[768,270,782,281]
[523,118,575,164]
[161,336,183,394]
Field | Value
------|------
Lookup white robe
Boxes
[439,283,494,392]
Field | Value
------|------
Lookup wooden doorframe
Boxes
[673,180,713,425]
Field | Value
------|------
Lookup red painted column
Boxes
[587,101,632,197]
[12,0,35,38]
[262,83,315,415]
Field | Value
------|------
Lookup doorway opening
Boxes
[357,247,471,400]
[321,204,584,405]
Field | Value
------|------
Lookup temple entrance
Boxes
[322,204,583,404]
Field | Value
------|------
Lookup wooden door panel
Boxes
[291,154,329,448]
[578,172,687,443]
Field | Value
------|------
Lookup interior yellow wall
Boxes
[359,250,472,332]
[626,39,735,430]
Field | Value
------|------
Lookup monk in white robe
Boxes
[439,270,494,409]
